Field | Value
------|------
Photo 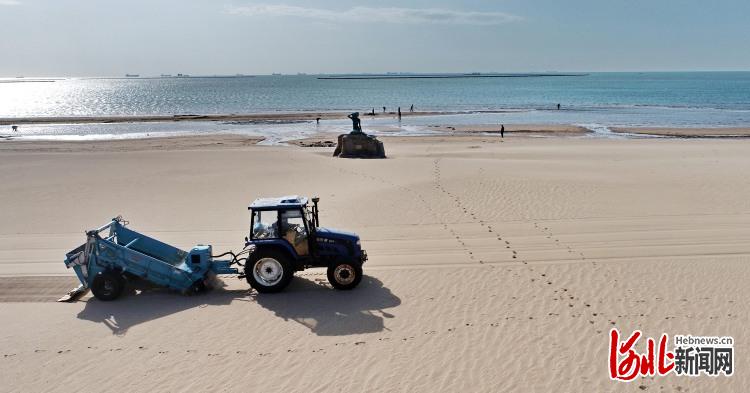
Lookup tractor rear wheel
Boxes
[327,261,363,290]
[91,271,125,301]
[246,250,293,293]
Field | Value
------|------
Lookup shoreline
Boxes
[0,134,265,152]
[2,112,750,141]
[0,131,584,152]
[0,110,490,126]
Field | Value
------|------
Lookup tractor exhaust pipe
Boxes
[312,197,320,228]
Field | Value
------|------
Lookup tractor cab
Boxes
[245,195,367,293]
[248,195,316,257]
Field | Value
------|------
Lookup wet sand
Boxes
[612,127,750,137]
[0,134,264,153]
[0,111,462,126]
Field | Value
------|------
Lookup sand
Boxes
[0,135,749,392]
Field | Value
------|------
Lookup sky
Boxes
[0,0,749,76]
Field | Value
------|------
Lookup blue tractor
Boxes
[244,195,367,293]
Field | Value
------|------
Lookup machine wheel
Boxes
[188,279,207,294]
[246,250,293,293]
[327,261,363,290]
[91,271,125,301]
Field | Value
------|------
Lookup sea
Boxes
[1,72,749,143]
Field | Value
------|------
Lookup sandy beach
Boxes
[1,135,749,392]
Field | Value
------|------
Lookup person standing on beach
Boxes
[383,106,386,113]
[557,103,561,110]
[316,117,321,125]
[410,104,414,112]
[398,107,401,119]
[500,124,504,138]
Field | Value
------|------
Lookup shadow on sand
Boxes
[252,275,400,336]
[77,275,400,337]
[76,278,248,335]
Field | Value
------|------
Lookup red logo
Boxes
[609,329,675,381]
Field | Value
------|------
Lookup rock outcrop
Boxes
[333,132,386,158]
[333,112,386,158]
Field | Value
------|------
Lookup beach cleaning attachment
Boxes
[59,216,241,302]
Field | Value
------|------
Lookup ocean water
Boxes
[1,72,749,142]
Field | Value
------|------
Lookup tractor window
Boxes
[280,209,309,256]
[252,210,278,239]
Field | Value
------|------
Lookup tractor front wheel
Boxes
[327,261,363,290]
[246,250,294,293]
[91,271,125,301]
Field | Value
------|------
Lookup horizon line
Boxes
[3,70,750,79]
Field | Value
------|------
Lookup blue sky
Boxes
[1,0,748,76]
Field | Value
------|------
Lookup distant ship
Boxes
[176,74,190,78]
[125,74,139,77]
[160,74,172,77]
[272,73,282,76]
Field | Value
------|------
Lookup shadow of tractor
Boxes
[252,275,401,336]
[76,274,400,337]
